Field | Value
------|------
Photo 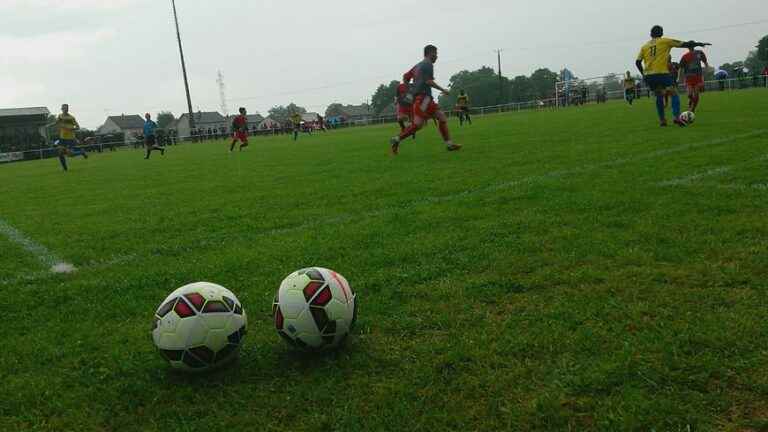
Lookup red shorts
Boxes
[397,104,412,119]
[233,131,248,143]
[413,95,438,119]
[686,76,704,88]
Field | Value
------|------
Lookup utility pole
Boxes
[217,70,229,117]
[496,49,504,104]
[171,0,195,129]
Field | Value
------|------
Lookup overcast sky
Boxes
[1,0,765,128]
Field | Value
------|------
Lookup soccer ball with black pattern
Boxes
[152,282,247,372]
[273,267,357,350]
[680,111,696,125]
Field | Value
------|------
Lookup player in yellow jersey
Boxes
[49,104,88,171]
[455,90,472,126]
[623,72,636,106]
[635,25,710,127]
[290,112,302,141]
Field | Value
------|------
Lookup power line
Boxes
[220,18,767,106]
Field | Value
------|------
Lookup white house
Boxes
[97,115,145,143]
[171,112,226,137]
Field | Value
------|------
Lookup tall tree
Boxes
[438,67,510,108]
[268,103,307,122]
[529,68,559,99]
[371,81,400,115]
[156,111,175,129]
[757,35,768,63]
[508,75,534,103]
[745,50,767,75]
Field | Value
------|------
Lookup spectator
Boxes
[715,69,728,91]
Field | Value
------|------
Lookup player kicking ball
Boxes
[679,47,709,113]
[143,113,165,159]
[390,44,461,155]
[635,25,710,127]
[229,107,249,152]
[49,104,87,171]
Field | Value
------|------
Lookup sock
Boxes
[230,141,236,151]
[398,120,406,132]
[692,94,700,112]
[671,94,681,118]
[59,155,68,171]
[467,114,472,125]
[655,95,666,121]
[438,120,451,142]
[146,149,151,159]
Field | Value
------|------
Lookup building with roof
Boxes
[170,111,227,137]
[0,107,51,153]
[324,104,372,124]
[225,113,265,134]
[258,117,281,130]
[97,115,146,143]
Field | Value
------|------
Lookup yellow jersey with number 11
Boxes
[637,37,682,75]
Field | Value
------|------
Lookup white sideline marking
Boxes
[657,153,768,187]
[0,218,76,274]
[657,166,734,186]
[1,129,764,285]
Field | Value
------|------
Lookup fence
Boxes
[2,75,766,165]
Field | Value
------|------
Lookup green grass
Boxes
[1,90,767,431]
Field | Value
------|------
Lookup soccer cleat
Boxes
[390,137,400,155]
[161,148,165,156]
[673,117,687,128]
[446,143,462,152]
[660,120,668,127]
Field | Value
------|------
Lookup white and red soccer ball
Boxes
[273,267,357,350]
[151,282,247,372]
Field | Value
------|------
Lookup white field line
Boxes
[715,183,768,191]
[0,218,76,274]
[657,153,768,187]
[657,166,734,186]
[2,129,764,285]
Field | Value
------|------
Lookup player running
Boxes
[635,25,710,127]
[143,113,165,159]
[623,72,636,105]
[229,107,249,152]
[679,47,709,112]
[49,104,87,171]
[290,112,302,141]
[389,44,461,155]
[395,79,416,140]
[455,90,472,126]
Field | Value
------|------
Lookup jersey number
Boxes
[649,46,657,57]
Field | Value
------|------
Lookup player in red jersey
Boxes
[229,107,249,152]
[664,56,680,108]
[389,44,461,155]
[395,79,416,140]
[679,47,709,112]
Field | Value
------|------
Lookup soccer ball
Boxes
[273,267,357,350]
[680,111,696,125]
[151,282,247,372]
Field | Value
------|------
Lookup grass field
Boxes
[1,89,767,432]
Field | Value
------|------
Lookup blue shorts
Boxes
[644,74,674,91]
